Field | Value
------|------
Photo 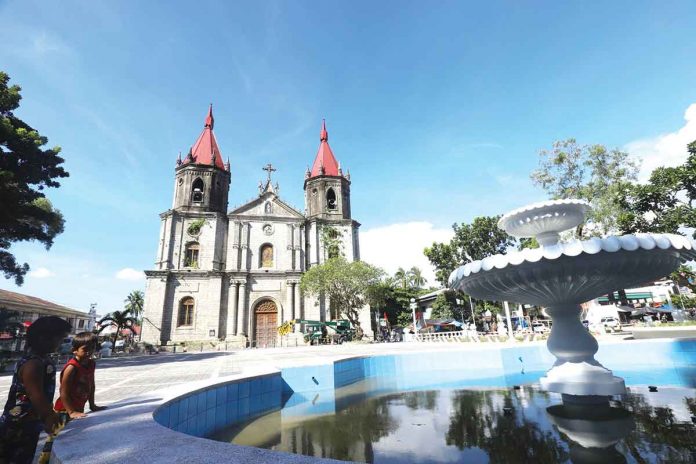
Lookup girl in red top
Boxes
[54,332,106,418]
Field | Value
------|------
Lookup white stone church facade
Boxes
[140,107,371,347]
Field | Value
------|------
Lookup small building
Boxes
[0,289,93,334]
[415,288,447,319]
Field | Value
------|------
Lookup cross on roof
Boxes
[262,163,276,182]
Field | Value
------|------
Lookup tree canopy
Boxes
[0,71,68,285]
[424,215,515,287]
[300,257,384,338]
[530,139,638,237]
[615,140,696,238]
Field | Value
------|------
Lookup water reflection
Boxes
[211,383,696,464]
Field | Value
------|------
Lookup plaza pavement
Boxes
[1,342,526,408]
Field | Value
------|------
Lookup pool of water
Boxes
[210,380,696,463]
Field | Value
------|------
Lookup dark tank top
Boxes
[1,354,56,423]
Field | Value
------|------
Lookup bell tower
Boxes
[142,104,232,345]
[304,120,352,220]
[173,105,230,213]
[304,120,360,266]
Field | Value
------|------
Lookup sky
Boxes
[1,0,696,314]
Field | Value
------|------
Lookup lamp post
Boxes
[503,301,514,340]
[455,298,463,322]
[468,295,475,324]
[410,298,417,338]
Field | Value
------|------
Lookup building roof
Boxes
[180,104,227,171]
[416,288,448,303]
[308,120,341,178]
[0,289,88,318]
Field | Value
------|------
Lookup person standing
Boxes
[54,332,106,418]
[0,317,72,464]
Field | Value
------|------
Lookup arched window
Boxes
[184,242,200,268]
[178,297,194,327]
[260,244,273,268]
[326,188,337,210]
[191,178,204,203]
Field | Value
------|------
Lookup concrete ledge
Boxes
[630,326,696,340]
[52,367,345,464]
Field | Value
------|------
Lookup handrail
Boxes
[413,330,481,343]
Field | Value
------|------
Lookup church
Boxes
[140,106,372,347]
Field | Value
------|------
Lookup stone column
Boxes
[240,223,250,271]
[292,224,302,271]
[230,221,240,271]
[285,282,294,322]
[294,281,302,320]
[236,282,246,336]
[227,282,239,337]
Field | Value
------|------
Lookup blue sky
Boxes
[1,0,696,313]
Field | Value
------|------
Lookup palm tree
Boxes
[124,290,144,341]
[97,309,138,349]
[394,268,409,289]
[409,266,427,288]
[124,290,144,321]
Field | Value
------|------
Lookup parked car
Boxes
[601,317,621,331]
[532,322,549,333]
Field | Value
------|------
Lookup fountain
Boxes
[449,199,696,403]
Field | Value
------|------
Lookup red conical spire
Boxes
[320,119,328,142]
[204,103,214,129]
[309,119,340,177]
[180,104,225,170]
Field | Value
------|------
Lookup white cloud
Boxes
[28,267,54,278]
[360,222,454,286]
[626,103,696,181]
[115,268,144,281]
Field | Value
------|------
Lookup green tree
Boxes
[124,290,144,321]
[301,258,384,338]
[321,225,343,259]
[430,292,455,320]
[615,140,696,238]
[409,266,426,288]
[424,216,515,287]
[0,71,69,285]
[531,139,638,237]
[97,309,138,348]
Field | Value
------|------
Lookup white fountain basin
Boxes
[449,233,696,305]
[449,232,696,399]
[498,199,590,246]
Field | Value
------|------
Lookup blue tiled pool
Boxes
[152,339,696,461]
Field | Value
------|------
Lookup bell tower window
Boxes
[191,178,204,203]
[184,242,200,268]
[326,188,337,210]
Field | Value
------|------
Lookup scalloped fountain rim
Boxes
[497,199,591,231]
[449,233,696,286]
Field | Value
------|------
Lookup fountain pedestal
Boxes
[540,304,625,398]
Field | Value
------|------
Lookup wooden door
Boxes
[255,301,278,348]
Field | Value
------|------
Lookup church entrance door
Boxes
[254,300,278,348]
